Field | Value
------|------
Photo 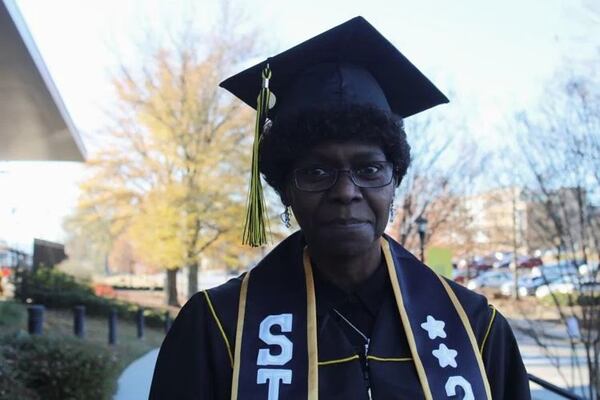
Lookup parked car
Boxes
[500,275,552,297]
[467,270,513,292]
[518,256,543,269]
[533,275,599,298]
[494,255,543,270]
[467,260,493,273]
[531,263,578,282]
[452,268,479,284]
[578,262,599,277]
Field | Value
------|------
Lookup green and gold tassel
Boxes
[242,65,274,247]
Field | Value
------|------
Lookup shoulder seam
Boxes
[203,290,234,368]
[480,304,497,354]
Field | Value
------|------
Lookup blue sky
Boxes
[1,0,598,250]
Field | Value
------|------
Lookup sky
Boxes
[1,0,599,251]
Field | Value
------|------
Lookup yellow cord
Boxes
[242,66,272,246]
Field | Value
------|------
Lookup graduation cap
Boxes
[220,16,448,246]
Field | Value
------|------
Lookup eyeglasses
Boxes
[293,161,395,192]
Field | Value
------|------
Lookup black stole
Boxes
[229,232,491,400]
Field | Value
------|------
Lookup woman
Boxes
[150,17,530,400]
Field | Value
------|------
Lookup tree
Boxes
[513,68,599,399]
[61,172,133,279]
[66,6,261,305]
[387,114,486,259]
[61,205,113,279]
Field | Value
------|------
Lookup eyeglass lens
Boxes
[294,162,394,192]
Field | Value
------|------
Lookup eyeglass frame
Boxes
[291,161,397,192]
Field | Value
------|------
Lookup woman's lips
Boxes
[324,218,368,227]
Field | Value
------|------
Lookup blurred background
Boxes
[0,0,598,399]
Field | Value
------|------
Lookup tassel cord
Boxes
[242,67,272,246]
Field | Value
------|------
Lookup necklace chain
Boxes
[332,308,369,343]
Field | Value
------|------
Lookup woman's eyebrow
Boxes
[310,148,385,159]
[350,151,387,159]
[297,153,387,166]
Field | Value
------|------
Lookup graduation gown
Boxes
[149,236,531,400]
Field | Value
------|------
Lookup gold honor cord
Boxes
[303,249,319,400]
[230,271,250,400]
[242,66,273,247]
[381,239,434,400]
[436,276,492,399]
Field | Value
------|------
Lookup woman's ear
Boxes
[279,176,294,207]
[280,186,292,208]
[393,171,402,187]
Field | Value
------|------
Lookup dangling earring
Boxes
[280,206,292,228]
[389,201,396,223]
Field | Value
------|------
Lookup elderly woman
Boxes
[150,17,530,400]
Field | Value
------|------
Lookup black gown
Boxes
[149,242,531,400]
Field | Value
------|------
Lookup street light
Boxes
[415,216,428,262]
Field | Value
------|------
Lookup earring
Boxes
[280,206,292,228]
[389,201,396,223]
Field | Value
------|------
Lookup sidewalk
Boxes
[511,318,590,400]
[114,348,159,400]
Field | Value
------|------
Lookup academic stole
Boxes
[230,233,491,400]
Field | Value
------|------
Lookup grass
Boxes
[0,299,165,392]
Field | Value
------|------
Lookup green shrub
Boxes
[538,292,599,307]
[0,301,26,329]
[0,333,118,400]
[15,268,168,328]
[0,348,40,400]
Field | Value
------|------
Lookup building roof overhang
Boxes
[0,0,86,161]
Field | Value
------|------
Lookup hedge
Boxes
[0,347,40,400]
[539,292,600,307]
[15,268,168,328]
[0,301,25,329]
[0,333,118,400]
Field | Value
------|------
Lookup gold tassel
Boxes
[242,65,273,247]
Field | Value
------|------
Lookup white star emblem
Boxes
[432,343,458,368]
[420,315,447,340]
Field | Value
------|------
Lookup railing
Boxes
[27,304,172,343]
[529,374,586,400]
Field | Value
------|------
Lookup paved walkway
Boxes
[512,319,589,400]
[114,348,159,400]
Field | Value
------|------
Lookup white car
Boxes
[535,275,581,298]
[467,270,513,292]
[535,275,600,298]
[531,263,578,281]
[501,275,553,297]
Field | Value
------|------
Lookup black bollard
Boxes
[27,305,45,335]
[73,305,86,338]
[164,311,172,334]
[136,308,145,339]
[108,309,117,345]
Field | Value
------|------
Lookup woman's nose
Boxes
[328,171,363,202]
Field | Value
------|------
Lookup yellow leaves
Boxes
[127,187,186,270]
[64,20,265,276]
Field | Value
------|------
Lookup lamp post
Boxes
[415,216,428,262]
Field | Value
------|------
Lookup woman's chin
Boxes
[309,229,379,257]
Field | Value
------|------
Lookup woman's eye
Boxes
[355,164,382,176]
[301,167,331,177]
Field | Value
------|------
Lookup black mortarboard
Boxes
[220,16,449,120]
[220,16,448,247]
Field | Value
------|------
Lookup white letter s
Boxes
[257,314,293,366]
